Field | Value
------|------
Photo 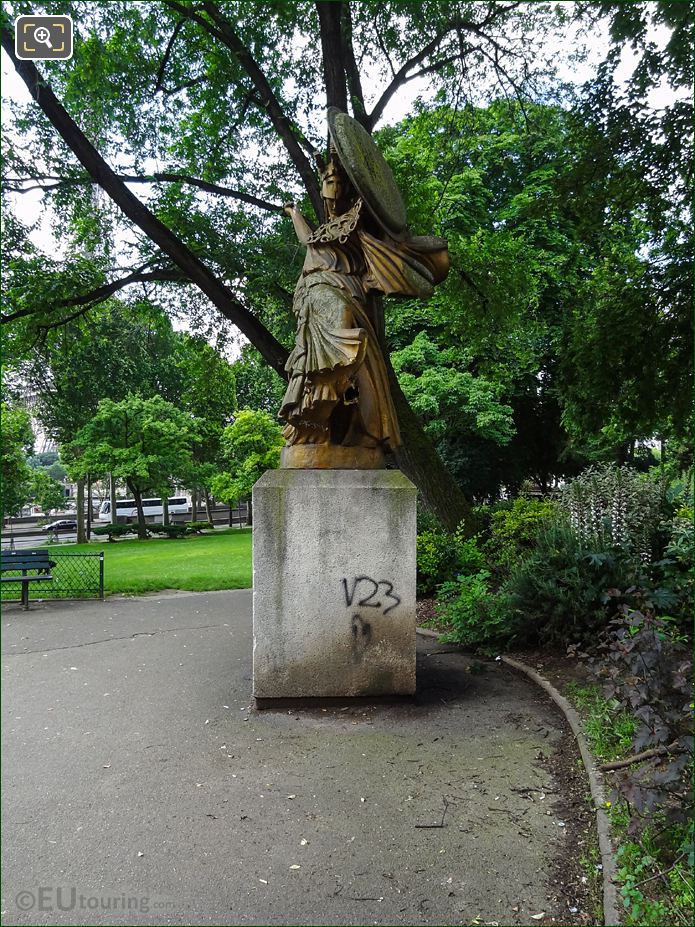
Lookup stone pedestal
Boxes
[252,469,416,699]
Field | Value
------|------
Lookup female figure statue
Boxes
[279,110,450,469]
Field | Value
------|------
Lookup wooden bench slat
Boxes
[2,561,54,566]
[1,560,54,566]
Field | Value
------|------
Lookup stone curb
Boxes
[501,655,621,926]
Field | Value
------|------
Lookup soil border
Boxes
[500,655,622,926]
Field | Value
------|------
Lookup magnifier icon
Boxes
[34,25,53,49]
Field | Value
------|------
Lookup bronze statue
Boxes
[280,108,450,469]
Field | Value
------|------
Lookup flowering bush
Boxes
[560,465,663,561]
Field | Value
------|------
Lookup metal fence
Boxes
[1,551,104,603]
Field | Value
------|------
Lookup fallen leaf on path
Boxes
[530,915,545,920]
[289,865,300,870]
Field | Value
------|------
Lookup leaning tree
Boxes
[2,1,592,528]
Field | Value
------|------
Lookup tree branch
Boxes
[154,18,187,93]
[5,172,283,212]
[367,26,456,130]
[599,741,681,772]
[2,269,186,324]
[163,0,323,219]
[367,5,526,130]
[0,27,289,377]
[161,74,208,97]
[372,18,397,81]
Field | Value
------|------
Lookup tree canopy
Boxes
[2,1,691,518]
[67,393,200,537]
[1,400,34,517]
[211,409,283,516]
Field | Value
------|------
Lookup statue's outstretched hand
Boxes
[282,202,296,216]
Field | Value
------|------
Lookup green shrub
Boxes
[91,524,131,542]
[504,520,640,646]
[651,515,693,632]
[147,524,187,539]
[416,526,484,597]
[416,530,458,596]
[416,505,443,535]
[185,520,214,533]
[483,496,556,574]
[436,571,514,649]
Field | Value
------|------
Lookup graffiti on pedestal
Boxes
[342,576,400,661]
[341,576,401,614]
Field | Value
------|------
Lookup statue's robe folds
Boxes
[280,200,449,449]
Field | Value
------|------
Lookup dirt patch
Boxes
[416,596,437,625]
[537,723,603,925]
[509,649,594,692]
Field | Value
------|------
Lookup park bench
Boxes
[1,548,56,609]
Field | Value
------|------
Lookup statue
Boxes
[280,108,450,469]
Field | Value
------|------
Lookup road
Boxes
[2,515,248,550]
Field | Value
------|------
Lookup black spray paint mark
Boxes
[341,576,401,615]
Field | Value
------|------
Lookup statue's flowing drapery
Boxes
[280,199,449,450]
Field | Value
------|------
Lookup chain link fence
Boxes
[1,551,104,603]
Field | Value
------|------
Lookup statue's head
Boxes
[321,151,353,219]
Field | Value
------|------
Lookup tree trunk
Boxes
[128,481,148,539]
[86,474,92,541]
[316,2,348,114]
[109,473,118,525]
[229,500,235,527]
[191,489,198,522]
[162,495,170,526]
[386,356,475,534]
[204,490,213,523]
[246,496,253,527]
[76,478,86,544]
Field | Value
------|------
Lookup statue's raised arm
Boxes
[283,202,313,245]
[279,108,450,470]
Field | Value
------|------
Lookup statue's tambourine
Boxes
[327,107,408,241]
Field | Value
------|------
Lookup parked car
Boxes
[41,520,77,533]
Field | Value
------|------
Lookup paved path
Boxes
[2,592,588,926]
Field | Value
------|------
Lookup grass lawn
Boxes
[46,528,252,596]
